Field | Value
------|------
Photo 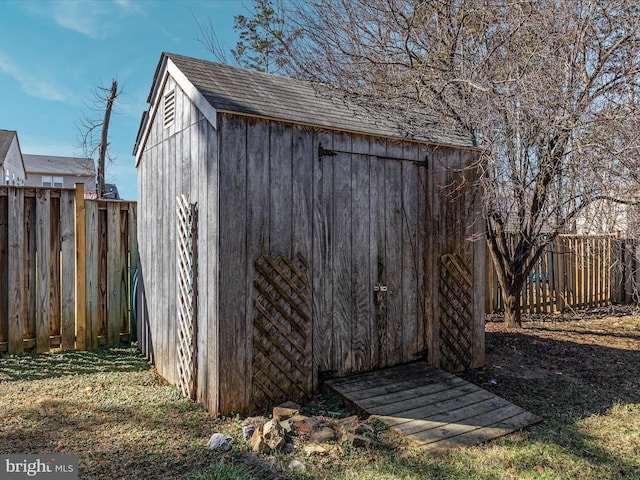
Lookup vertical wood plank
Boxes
[218,113,248,413]
[291,125,314,392]
[49,195,61,341]
[0,192,7,346]
[157,127,167,373]
[246,117,270,403]
[417,145,429,358]
[331,132,352,375]
[75,184,87,350]
[555,238,565,312]
[269,121,293,256]
[24,194,36,343]
[128,203,138,342]
[8,188,24,353]
[312,130,334,377]
[469,151,485,368]
[166,134,177,383]
[119,206,129,339]
[426,148,441,368]
[107,202,121,346]
[60,191,76,350]
[84,199,99,350]
[351,140,371,372]
[97,205,108,341]
[204,119,219,414]
[193,115,209,408]
[384,142,404,366]
[402,143,420,363]
[36,189,51,353]
[370,139,387,368]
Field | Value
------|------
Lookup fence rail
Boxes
[0,185,137,353]
[486,234,640,314]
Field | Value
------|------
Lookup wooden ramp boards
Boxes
[325,362,541,451]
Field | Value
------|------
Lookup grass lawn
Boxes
[1,313,639,479]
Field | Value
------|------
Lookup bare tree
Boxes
[280,0,640,326]
[78,78,122,198]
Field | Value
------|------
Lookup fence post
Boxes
[7,188,24,354]
[75,184,87,350]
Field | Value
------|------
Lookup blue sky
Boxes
[0,0,244,200]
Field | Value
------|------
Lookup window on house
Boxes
[164,89,175,128]
[42,176,64,187]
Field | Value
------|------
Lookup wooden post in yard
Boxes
[75,184,87,350]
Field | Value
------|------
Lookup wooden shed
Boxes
[134,53,485,416]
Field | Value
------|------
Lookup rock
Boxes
[249,428,269,453]
[263,419,286,451]
[283,442,295,454]
[206,433,232,451]
[303,442,332,455]
[288,414,309,423]
[288,459,306,473]
[278,400,302,410]
[242,416,264,426]
[279,419,292,434]
[273,406,299,421]
[333,415,361,435]
[309,426,336,443]
[291,416,321,435]
[242,425,257,440]
[360,423,375,435]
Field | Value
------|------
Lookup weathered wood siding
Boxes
[426,148,485,371]
[136,75,220,414]
[215,113,484,413]
[137,84,484,415]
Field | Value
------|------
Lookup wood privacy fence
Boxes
[486,234,640,314]
[0,185,137,354]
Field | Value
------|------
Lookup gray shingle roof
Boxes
[23,154,95,176]
[163,53,475,149]
[0,130,18,165]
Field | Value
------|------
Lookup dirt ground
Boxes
[459,306,640,422]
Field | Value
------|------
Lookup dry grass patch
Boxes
[1,313,639,479]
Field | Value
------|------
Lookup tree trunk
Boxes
[502,290,522,327]
[98,79,118,198]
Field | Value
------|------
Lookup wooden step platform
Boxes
[325,362,542,451]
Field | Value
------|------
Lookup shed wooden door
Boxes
[315,145,427,378]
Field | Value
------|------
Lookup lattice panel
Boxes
[439,253,473,372]
[252,254,311,411]
[176,195,197,400]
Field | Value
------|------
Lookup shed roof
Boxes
[23,154,96,176]
[0,130,18,165]
[141,53,475,151]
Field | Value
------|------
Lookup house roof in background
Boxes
[147,53,477,150]
[0,129,18,165]
[23,154,96,176]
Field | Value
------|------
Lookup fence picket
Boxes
[486,233,635,314]
[7,188,24,353]
[60,189,76,350]
[0,185,136,354]
[35,189,51,353]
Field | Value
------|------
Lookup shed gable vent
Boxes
[163,89,176,128]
